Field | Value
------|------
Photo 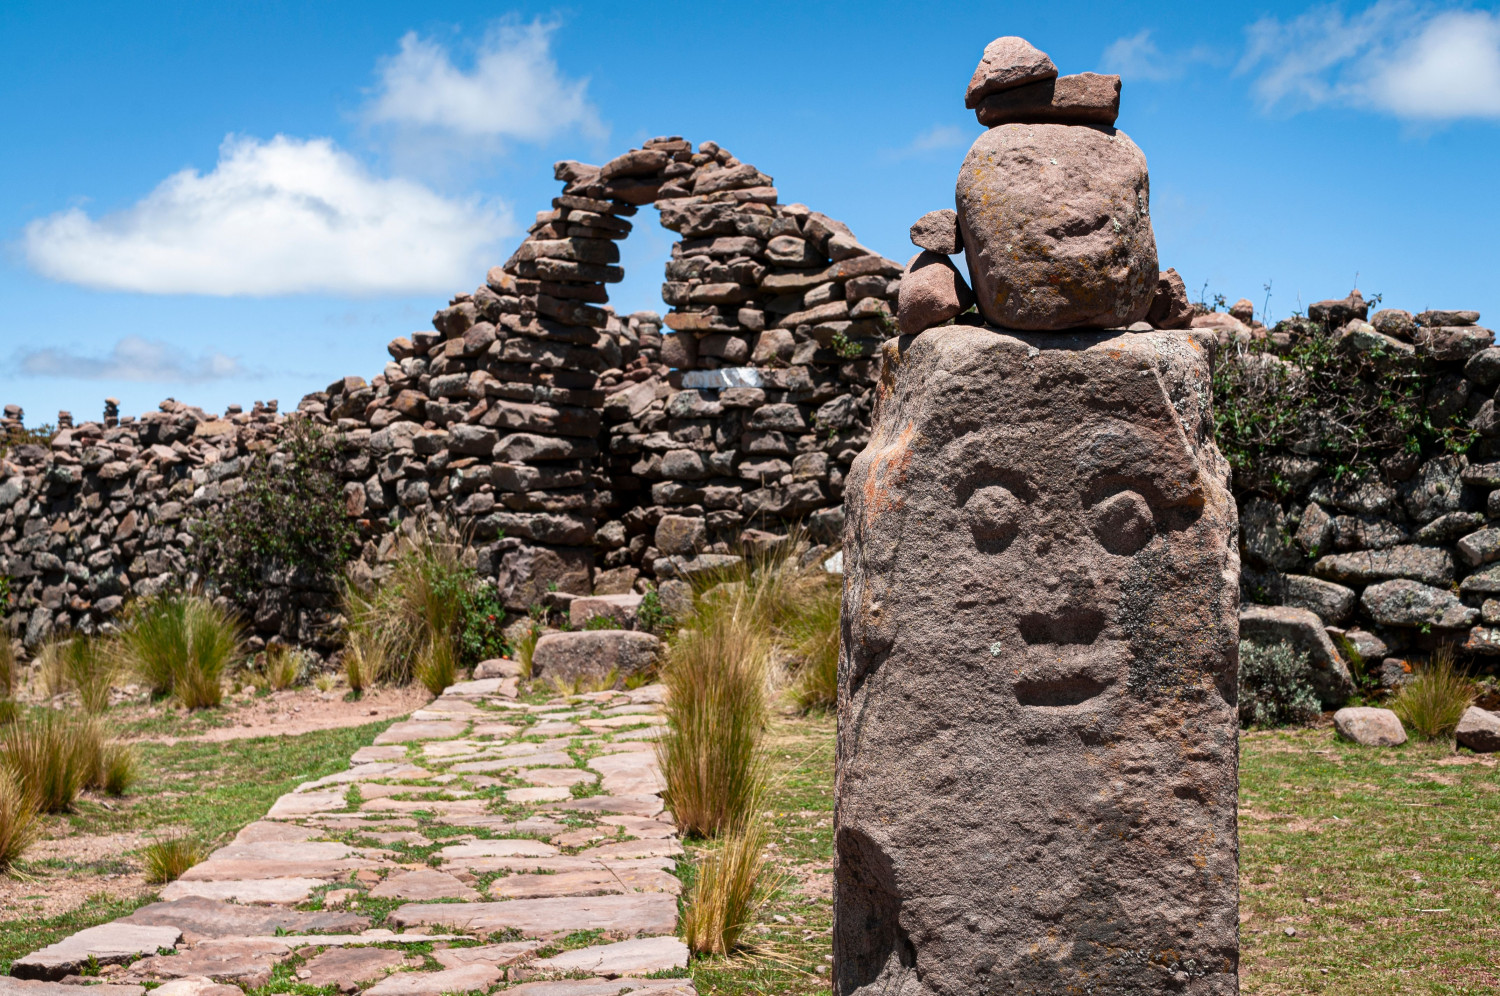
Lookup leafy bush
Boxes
[1391,645,1474,741]
[582,614,621,631]
[1238,639,1322,728]
[681,813,777,956]
[636,589,673,636]
[194,417,357,606]
[0,766,39,870]
[1213,321,1474,487]
[120,593,244,709]
[340,522,505,685]
[143,835,206,883]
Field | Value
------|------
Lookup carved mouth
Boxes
[1013,675,1111,707]
[1016,608,1106,646]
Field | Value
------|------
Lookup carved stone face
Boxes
[835,327,1240,996]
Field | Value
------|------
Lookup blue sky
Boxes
[2,1,1498,424]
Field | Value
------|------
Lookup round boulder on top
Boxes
[955,123,1158,330]
[964,36,1057,108]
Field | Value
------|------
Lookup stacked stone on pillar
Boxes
[838,36,1240,996]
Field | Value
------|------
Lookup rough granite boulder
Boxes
[955,124,1158,330]
[836,326,1239,996]
[531,631,661,685]
[1333,707,1408,747]
[908,210,962,254]
[1456,706,1500,752]
[1238,604,1356,705]
[1360,579,1479,629]
[974,73,1122,127]
[896,251,974,334]
[964,36,1057,107]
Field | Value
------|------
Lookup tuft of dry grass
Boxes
[0,765,39,870]
[340,522,470,686]
[142,835,206,883]
[97,740,137,797]
[341,645,368,695]
[56,635,116,714]
[657,578,772,839]
[1391,644,1475,741]
[1,712,98,812]
[261,644,306,691]
[413,639,456,695]
[0,636,17,699]
[785,578,841,713]
[119,592,243,708]
[682,813,778,956]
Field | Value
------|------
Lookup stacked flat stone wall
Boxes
[0,137,898,650]
[1219,295,1500,682]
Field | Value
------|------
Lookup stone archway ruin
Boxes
[325,135,904,609]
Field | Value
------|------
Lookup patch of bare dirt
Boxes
[0,827,157,919]
[130,684,431,743]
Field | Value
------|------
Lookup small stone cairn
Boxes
[835,37,1239,995]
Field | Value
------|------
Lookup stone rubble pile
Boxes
[8,670,698,996]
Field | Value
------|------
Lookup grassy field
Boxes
[691,711,1498,996]
[0,719,391,973]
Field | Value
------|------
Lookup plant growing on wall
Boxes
[193,417,357,606]
[1212,320,1476,489]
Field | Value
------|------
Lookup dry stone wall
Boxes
[0,137,899,648]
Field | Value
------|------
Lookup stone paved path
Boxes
[9,670,696,996]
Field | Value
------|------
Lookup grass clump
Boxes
[1238,639,1322,728]
[785,578,841,713]
[0,636,17,699]
[0,713,114,812]
[657,578,771,839]
[142,835,206,883]
[40,636,116,714]
[340,521,506,686]
[259,644,307,691]
[681,814,776,956]
[119,592,244,708]
[0,766,39,870]
[1390,645,1474,741]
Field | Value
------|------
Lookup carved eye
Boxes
[965,485,1022,551]
[1092,490,1154,555]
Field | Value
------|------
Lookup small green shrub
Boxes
[1391,646,1474,741]
[582,614,621,631]
[1238,639,1322,728]
[636,589,673,636]
[0,765,39,870]
[143,835,206,883]
[194,417,357,607]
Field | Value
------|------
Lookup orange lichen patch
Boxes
[860,420,916,520]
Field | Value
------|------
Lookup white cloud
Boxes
[880,124,975,162]
[1240,3,1500,120]
[22,134,513,295]
[1102,29,1219,82]
[16,337,245,383]
[364,19,604,144]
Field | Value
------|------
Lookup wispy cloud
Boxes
[881,124,975,162]
[23,134,513,296]
[363,19,605,146]
[15,337,246,383]
[1102,29,1219,82]
[1240,3,1500,120]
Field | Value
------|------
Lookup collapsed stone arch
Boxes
[327,136,903,608]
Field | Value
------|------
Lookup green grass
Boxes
[686,711,1500,996]
[0,718,393,973]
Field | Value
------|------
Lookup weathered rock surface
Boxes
[391,894,678,936]
[298,947,408,992]
[836,327,1238,996]
[965,36,1058,107]
[124,939,290,988]
[368,868,482,901]
[1333,707,1408,746]
[364,965,502,996]
[956,124,1157,330]
[1456,706,1500,752]
[896,251,974,334]
[531,631,661,684]
[908,210,962,254]
[1146,266,1193,329]
[1360,579,1479,629]
[530,936,689,977]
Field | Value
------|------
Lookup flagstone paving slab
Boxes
[0,980,145,996]
[12,679,694,996]
[159,877,324,904]
[12,924,184,980]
